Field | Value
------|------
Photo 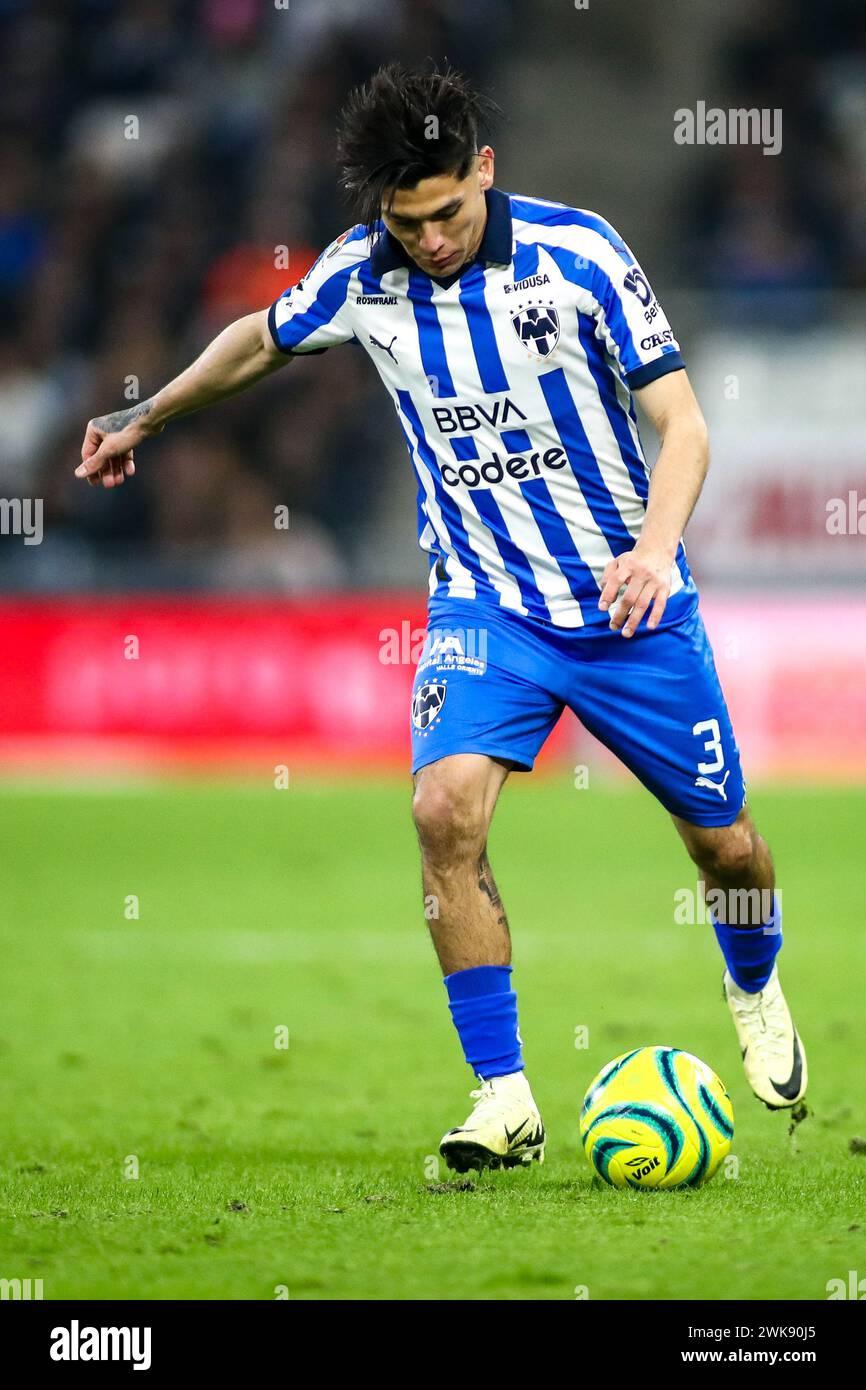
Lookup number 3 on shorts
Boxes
[692,717,724,775]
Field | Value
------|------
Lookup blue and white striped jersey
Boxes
[269,187,696,629]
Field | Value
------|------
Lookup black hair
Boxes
[336,62,500,235]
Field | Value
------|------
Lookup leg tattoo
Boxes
[477,850,509,932]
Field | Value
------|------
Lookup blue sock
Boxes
[444,965,524,1079]
[713,892,782,991]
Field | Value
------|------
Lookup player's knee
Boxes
[691,820,755,881]
[412,770,488,862]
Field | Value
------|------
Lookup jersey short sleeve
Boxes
[583,218,685,390]
[267,228,366,356]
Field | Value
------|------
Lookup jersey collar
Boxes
[369,186,512,280]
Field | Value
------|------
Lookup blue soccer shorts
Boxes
[410,597,745,828]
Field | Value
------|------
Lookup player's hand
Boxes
[75,405,160,489]
[598,543,673,637]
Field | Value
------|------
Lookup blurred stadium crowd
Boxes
[680,1,866,316]
[0,0,864,593]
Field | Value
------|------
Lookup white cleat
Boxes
[439,1071,546,1173]
[723,965,808,1109]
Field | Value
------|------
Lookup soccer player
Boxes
[76,64,807,1172]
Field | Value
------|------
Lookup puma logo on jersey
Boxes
[370,333,398,362]
[695,770,731,800]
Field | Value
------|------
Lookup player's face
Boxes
[382,146,494,277]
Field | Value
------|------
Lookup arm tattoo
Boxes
[91,398,155,433]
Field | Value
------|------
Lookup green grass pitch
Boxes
[0,776,864,1301]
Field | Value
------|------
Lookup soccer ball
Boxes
[580,1046,734,1190]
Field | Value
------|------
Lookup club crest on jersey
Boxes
[412,681,447,733]
[511,302,560,359]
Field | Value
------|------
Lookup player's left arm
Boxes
[599,369,709,637]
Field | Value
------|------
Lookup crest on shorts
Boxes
[412,682,447,732]
[511,302,560,358]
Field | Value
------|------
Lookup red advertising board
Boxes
[0,595,863,778]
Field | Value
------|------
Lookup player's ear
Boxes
[477,145,494,190]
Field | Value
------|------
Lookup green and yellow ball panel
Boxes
[580,1046,734,1190]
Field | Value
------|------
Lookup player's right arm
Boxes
[76,309,287,489]
[77,226,363,488]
